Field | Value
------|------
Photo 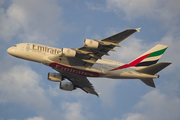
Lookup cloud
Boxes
[106,0,159,19]
[0,0,64,45]
[106,0,180,23]
[0,64,51,110]
[0,63,67,119]
[26,116,45,120]
[86,2,107,12]
[121,90,180,120]
[61,102,87,120]
[89,78,120,107]
[158,33,180,68]
[120,113,147,120]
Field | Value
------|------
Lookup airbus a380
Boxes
[7,28,171,96]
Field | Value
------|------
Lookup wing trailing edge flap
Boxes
[61,72,99,96]
[81,87,99,97]
[74,77,99,96]
[73,78,99,96]
[98,41,121,47]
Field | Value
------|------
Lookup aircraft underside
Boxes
[7,28,171,96]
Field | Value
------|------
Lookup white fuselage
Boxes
[7,43,158,79]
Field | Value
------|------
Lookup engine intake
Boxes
[62,48,76,57]
[60,81,74,91]
[48,72,62,82]
[84,39,99,48]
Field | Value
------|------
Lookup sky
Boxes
[0,0,180,120]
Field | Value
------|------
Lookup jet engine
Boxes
[59,81,75,91]
[48,72,62,82]
[62,48,76,57]
[84,39,99,48]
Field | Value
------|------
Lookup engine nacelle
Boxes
[60,81,74,91]
[84,39,99,48]
[48,72,62,82]
[62,48,76,57]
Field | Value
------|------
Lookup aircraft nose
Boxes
[7,47,11,54]
[7,47,14,55]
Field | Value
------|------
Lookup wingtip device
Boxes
[136,27,141,32]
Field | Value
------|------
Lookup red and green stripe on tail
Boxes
[110,44,168,71]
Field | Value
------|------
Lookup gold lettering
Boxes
[55,65,58,69]
[38,46,44,52]
[33,44,37,50]
[77,71,81,74]
[57,50,60,54]
[63,67,67,71]
[44,47,47,52]
[69,69,73,72]
[46,47,49,52]
[51,49,53,54]
[49,48,52,54]
[89,73,93,76]
[32,44,62,55]
[60,67,64,71]
[81,71,84,75]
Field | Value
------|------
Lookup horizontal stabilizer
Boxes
[140,78,155,88]
[137,62,171,75]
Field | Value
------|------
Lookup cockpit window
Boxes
[13,45,17,47]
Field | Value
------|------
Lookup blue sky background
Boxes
[0,0,180,120]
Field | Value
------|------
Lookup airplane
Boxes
[7,28,171,96]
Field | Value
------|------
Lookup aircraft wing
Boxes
[48,28,140,68]
[101,28,140,43]
[59,71,99,96]
[76,28,140,67]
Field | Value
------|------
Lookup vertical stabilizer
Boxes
[130,44,168,67]
[110,44,168,71]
